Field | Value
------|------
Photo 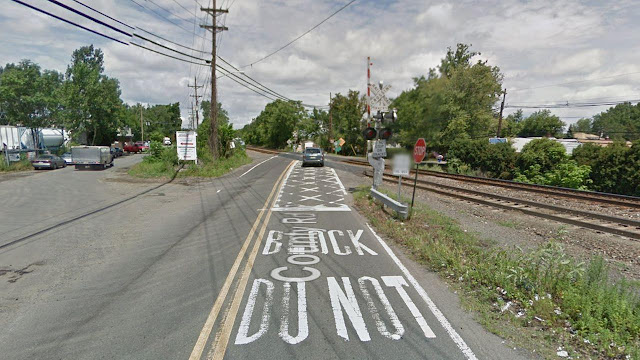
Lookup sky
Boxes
[1,0,639,130]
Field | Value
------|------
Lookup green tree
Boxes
[591,102,640,141]
[0,60,63,132]
[331,90,366,155]
[516,138,567,173]
[61,45,123,145]
[500,109,523,137]
[200,100,229,126]
[517,110,565,137]
[448,138,516,179]
[392,43,503,151]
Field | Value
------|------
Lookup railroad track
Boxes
[339,158,640,209]
[365,170,640,240]
[245,146,640,238]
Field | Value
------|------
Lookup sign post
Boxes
[176,131,197,162]
[392,153,410,202]
[411,138,426,210]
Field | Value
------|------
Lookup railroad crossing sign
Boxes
[413,138,426,163]
[368,83,392,113]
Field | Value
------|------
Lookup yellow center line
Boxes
[208,160,295,360]
[188,160,294,360]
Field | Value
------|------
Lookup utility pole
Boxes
[496,89,507,138]
[200,2,228,159]
[188,76,203,129]
[140,105,144,142]
[329,92,333,151]
[367,57,371,126]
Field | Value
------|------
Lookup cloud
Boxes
[1,0,638,129]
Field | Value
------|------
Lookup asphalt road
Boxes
[0,151,529,359]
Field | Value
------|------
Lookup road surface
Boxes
[0,151,529,359]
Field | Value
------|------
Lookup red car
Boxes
[135,141,149,151]
[124,143,141,153]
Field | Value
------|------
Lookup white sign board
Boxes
[368,84,392,113]
[392,154,411,177]
[372,139,387,158]
[176,131,197,161]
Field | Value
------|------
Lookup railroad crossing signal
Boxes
[368,83,392,113]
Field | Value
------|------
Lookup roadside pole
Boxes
[411,138,427,211]
[411,162,418,209]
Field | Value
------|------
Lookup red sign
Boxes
[413,138,426,163]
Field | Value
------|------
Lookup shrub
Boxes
[517,138,567,174]
[448,138,516,178]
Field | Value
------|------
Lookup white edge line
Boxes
[365,223,478,360]
[329,167,348,195]
[238,156,277,178]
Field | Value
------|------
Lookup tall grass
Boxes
[354,186,640,358]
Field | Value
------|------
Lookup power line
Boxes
[511,71,640,92]
[71,0,134,29]
[133,33,211,62]
[241,0,357,68]
[136,27,209,54]
[127,0,207,40]
[506,99,640,109]
[169,0,197,17]
[146,0,192,24]
[131,42,209,66]
[10,0,129,45]
[47,0,132,37]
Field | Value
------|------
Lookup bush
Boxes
[448,138,516,178]
[588,142,640,196]
[517,138,567,174]
[515,160,592,190]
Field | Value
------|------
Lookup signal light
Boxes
[363,127,377,140]
[379,128,392,140]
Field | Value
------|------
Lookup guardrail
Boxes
[370,187,408,219]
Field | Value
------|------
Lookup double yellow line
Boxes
[189,160,295,360]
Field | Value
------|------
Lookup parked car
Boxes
[135,141,149,151]
[31,154,66,170]
[61,152,73,165]
[124,143,142,153]
[163,137,171,146]
[72,146,113,170]
[302,147,324,167]
[114,147,124,157]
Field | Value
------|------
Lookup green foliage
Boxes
[179,150,250,177]
[61,45,123,145]
[586,142,640,196]
[448,139,516,178]
[355,188,640,358]
[517,110,565,137]
[517,138,567,173]
[0,155,32,172]
[592,102,640,141]
[514,161,592,190]
[393,43,503,150]
[0,60,64,129]
[571,143,602,166]
[241,99,306,149]
[331,90,366,155]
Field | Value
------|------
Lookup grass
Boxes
[178,151,251,177]
[128,148,252,179]
[0,157,33,172]
[353,186,640,359]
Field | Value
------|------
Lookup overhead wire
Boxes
[241,0,357,68]
[511,71,640,92]
[71,0,134,29]
[126,0,207,40]
[47,0,132,37]
[10,0,129,45]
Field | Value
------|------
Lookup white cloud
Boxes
[1,0,639,129]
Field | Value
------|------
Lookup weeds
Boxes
[0,156,32,172]
[354,186,640,358]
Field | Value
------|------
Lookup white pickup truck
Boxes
[72,146,113,170]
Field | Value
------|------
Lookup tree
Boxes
[241,100,306,149]
[516,138,567,174]
[591,102,640,141]
[500,109,523,137]
[201,100,228,126]
[331,90,366,155]
[61,45,123,145]
[392,43,503,151]
[517,110,565,137]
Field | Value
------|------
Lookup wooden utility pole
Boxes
[200,2,228,159]
[329,92,333,147]
[496,89,507,137]
[140,105,144,142]
[188,76,203,129]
